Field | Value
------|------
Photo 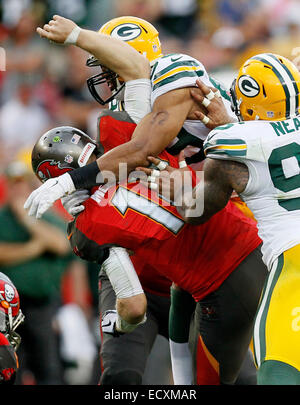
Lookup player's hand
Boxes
[101,310,124,338]
[36,15,80,45]
[136,151,191,203]
[190,79,234,129]
[24,173,75,219]
[61,190,90,217]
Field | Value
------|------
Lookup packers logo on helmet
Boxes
[86,16,163,105]
[99,16,162,62]
[238,75,260,98]
[110,23,142,41]
[231,53,300,121]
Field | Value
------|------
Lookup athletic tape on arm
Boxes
[64,26,82,45]
[124,79,151,124]
[101,247,144,298]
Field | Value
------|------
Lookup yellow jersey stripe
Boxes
[153,66,202,86]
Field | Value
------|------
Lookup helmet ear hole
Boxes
[247,109,254,116]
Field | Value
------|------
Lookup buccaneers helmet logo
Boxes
[36,160,73,182]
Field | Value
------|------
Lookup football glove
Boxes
[61,190,90,217]
[24,173,75,219]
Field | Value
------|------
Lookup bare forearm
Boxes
[176,187,216,225]
[178,160,238,224]
[0,240,44,266]
[97,111,175,179]
[77,29,150,81]
[22,217,70,256]
[36,15,150,82]
[97,104,190,180]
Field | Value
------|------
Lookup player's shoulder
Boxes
[150,53,210,103]
[152,53,203,70]
[151,53,206,85]
[204,120,273,159]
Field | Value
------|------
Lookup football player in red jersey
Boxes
[26,14,268,384]
[31,124,267,385]
[0,272,25,384]
[0,333,19,385]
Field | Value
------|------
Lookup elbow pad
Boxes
[101,247,144,299]
[124,79,151,124]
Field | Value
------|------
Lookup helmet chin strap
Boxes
[114,84,125,101]
[7,307,12,331]
[5,309,25,350]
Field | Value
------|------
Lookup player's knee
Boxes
[117,294,147,324]
[101,368,142,385]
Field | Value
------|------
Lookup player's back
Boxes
[204,117,300,268]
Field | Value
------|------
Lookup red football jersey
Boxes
[74,180,261,302]
[97,110,176,296]
[89,110,261,300]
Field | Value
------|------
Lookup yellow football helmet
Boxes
[99,16,162,63]
[86,16,162,105]
[230,53,300,121]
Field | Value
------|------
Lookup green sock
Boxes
[258,360,300,385]
[169,287,196,343]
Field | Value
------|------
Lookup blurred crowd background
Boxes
[0,0,299,385]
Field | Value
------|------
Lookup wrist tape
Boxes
[69,161,103,190]
[64,26,81,45]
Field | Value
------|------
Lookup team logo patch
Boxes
[238,75,260,97]
[4,284,14,302]
[110,23,142,41]
[0,283,14,303]
[36,160,73,182]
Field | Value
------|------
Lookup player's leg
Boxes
[191,246,268,385]
[142,292,173,385]
[98,271,158,385]
[168,285,196,384]
[254,244,300,385]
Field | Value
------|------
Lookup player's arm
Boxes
[36,15,150,81]
[24,88,194,218]
[101,247,147,336]
[0,239,45,266]
[96,87,194,179]
[179,158,249,224]
[140,155,249,224]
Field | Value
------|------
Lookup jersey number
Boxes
[111,186,185,235]
[268,142,300,211]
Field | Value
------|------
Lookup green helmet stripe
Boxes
[251,55,291,118]
[266,53,299,115]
